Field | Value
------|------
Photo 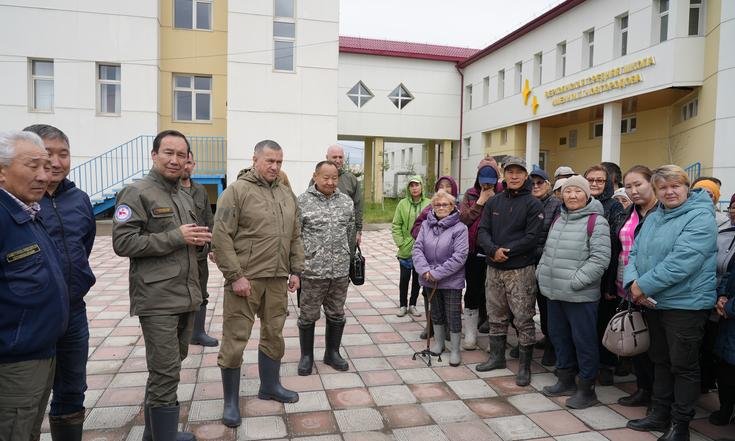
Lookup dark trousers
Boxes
[700,317,719,391]
[50,301,89,416]
[536,288,549,337]
[632,351,655,391]
[430,289,463,333]
[399,264,421,307]
[548,299,600,381]
[464,254,487,311]
[198,258,210,305]
[597,296,619,368]
[647,309,709,422]
[0,358,55,441]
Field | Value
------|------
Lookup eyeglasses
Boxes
[587,178,607,184]
[531,180,545,187]
[433,203,452,209]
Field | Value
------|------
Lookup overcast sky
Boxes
[339,0,567,49]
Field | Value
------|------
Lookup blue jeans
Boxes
[547,299,599,381]
[50,301,89,416]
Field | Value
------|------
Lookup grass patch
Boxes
[364,197,399,224]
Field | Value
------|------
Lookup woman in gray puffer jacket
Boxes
[536,175,611,409]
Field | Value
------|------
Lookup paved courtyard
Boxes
[41,228,732,441]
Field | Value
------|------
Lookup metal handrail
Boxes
[684,162,701,183]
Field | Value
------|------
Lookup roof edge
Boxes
[339,36,479,63]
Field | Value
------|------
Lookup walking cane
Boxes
[412,283,440,366]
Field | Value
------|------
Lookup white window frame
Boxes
[29,58,54,112]
[401,149,406,167]
[463,137,471,160]
[173,74,212,122]
[500,129,508,145]
[621,115,637,134]
[96,63,121,116]
[497,69,505,100]
[557,42,566,79]
[174,0,212,30]
[583,29,595,69]
[533,52,543,86]
[688,0,704,36]
[659,0,670,43]
[273,0,295,72]
[390,152,395,170]
[465,84,473,110]
[591,121,604,138]
[514,61,523,94]
[388,84,413,109]
[681,97,699,121]
[346,81,373,108]
[408,147,414,166]
[617,13,629,57]
[482,76,490,105]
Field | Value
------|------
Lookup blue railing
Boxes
[684,162,701,183]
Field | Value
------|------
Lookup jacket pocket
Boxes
[7,253,47,295]
[142,262,181,283]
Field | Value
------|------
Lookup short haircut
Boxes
[601,161,622,186]
[314,160,338,173]
[23,124,69,147]
[691,176,722,187]
[623,165,653,183]
[583,164,608,178]
[152,129,190,154]
[651,164,690,189]
[431,189,456,205]
[0,130,45,167]
[254,139,282,154]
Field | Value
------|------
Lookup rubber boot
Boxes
[566,378,599,409]
[324,318,349,371]
[462,309,478,350]
[658,421,690,441]
[509,344,520,358]
[257,350,299,403]
[516,344,533,386]
[709,384,734,425]
[627,407,671,432]
[297,322,315,376]
[221,367,242,427]
[143,400,195,441]
[49,409,85,441]
[543,368,577,397]
[478,319,490,334]
[449,332,462,366]
[150,405,195,441]
[431,324,446,355]
[618,389,651,407]
[190,304,218,347]
[419,301,433,340]
[476,335,507,372]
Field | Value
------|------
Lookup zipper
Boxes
[51,195,72,287]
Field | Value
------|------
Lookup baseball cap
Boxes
[503,156,527,172]
[554,166,576,178]
[477,166,498,185]
[530,168,549,181]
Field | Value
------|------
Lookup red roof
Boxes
[339,36,479,63]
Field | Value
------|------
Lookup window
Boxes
[346,81,373,107]
[174,0,212,30]
[681,98,699,121]
[500,129,508,145]
[497,69,505,100]
[408,147,414,165]
[533,52,543,86]
[422,145,428,164]
[689,0,704,36]
[97,64,121,115]
[401,149,406,167]
[559,136,567,146]
[592,122,604,138]
[463,137,471,159]
[173,74,211,121]
[465,84,473,110]
[569,129,578,148]
[274,0,295,71]
[482,76,490,105]
[659,0,670,42]
[583,29,595,68]
[30,59,53,111]
[617,14,629,56]
[621,116,637,134]
[388,84,413,109]
[514,61,523,94]
[557,42,566,78]
[390,152,395,169]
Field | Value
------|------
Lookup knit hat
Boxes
[477,155,496,170]
[554,165,575,178]
[613,187,631,204]
[561,175,591,200]
[553,178,567,192]
[693,179,720,203]
[477,166,499,185]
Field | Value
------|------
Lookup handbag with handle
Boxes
[602,296,650,357]
[349,245,365,285]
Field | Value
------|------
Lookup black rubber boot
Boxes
[221,368,241,428]
[49,410,85,441]
[258,350,299,403]
[658,421,690,441]
[543,368,577,397]
[627,407,671,432]
[618,389,652,407]
[509,344,520,359]
[476,335,507,372]
[709,384,734,425]
[541,340,556,367]
[566,378,599,409]
[143,402,196,441]
[150,405,195,441]
[478,320,490,334]
[516,344,533,386]
[297,322,315,376]
[190,305,218,347]
[324,318,349,371]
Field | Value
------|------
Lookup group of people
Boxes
[391,155,735,441]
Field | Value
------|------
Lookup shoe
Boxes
[149,405,195,441]
[543,368,577,397]
[257,350,299,403]
[658,421,690,441]
[617,389,651,407]
[516,344,533,386]
[449,332,462,366]
[627,409,671,432]
[190,304,219,347]
[566,378,599,409]
[431,324,446,355]
[541,340,556,367]
[462,309,478,350]
[478,320,490,334]
[598,367,614,386]
[509,344,519,359]
[221,367,242,427]
[324,317,349,371]
[49,410,85,441]
[409,305,422,317]
[397,306,407,317]
[297,322,315,376]
[476,335,507,372]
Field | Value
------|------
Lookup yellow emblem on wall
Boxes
[522,79,531,105]
[532,95,539,115]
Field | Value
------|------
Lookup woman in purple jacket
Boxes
[413,189,469,366]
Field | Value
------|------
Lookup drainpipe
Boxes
[455,64,464,193]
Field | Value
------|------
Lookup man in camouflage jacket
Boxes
[296,161,355,376]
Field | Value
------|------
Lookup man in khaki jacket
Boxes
[212,139,305,428]
[113,130,211,441]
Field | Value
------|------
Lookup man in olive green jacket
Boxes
[113,130,211,441]
[212,139,305,428]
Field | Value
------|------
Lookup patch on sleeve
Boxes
[114,204,133,222]
[6,244,40,262]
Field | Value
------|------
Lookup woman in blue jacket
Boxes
[624,165,717,441]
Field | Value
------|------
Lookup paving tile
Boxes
[286,411,338,437]
[607,403,649,421]
[342,431,394,441]
[321,372,364,390]
[446,379,498,399]
[193,381,225,400]
[326,387,375,409]
[397,367,442,384]
[388,355,433,369]
[188,422,237,441]
[238,415,287,440]
[506,393,560,413]
[439,420,502,441]
[369,384,417,406]
[281,374,324,392]
[96,386,146,406]
[84,406,140,429]
[599,428,658,441]
[467,364,515,378]
[569,406,629,430]
[378,343,413,356]
[527,410,589,436]
[554,433,609,441]
[334,408,384,432]
[109,372,148,388]
[86,360,124,375]
[284,391,331,413]
[392,424,449,441]
[243,397,284,416]
[432,366,477,381]
[380,403,434,428]
[485,376,535,395]
[422,400,478,423]
[342,333,374,346]
[484,415,548,440]
[359,369,403,386]
[352,357,392,371]
[188,399,224,421]
[87,374,114,389]
[465,398,521,418]
[690,417,735,440]
[595,385,630,404]
[346,344,384,358]
[408,383,459,403]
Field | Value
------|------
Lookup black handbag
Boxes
[349,245,365,285]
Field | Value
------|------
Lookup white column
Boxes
[601,102,622,164]
[525,120,541,169]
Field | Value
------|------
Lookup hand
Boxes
[288,274,300,292]
[716,296,728,318]
[208,252,216,263]
[493,248,510,262]
[423,272,436,283]
[604,292,617,301]
[630,281,644,303]
[477,187,495,205]
[356,232,362,246]
[232,276,251,298]
[180,224,212,247]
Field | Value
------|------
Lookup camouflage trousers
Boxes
[298,277,350,325]
[486,265,537,346]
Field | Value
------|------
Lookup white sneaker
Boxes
[396,306,407,317]
[408,305,422,317]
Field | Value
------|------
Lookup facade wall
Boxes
[382,142,426,197]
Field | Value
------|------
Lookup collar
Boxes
[1,188,41,220]
[148,167,180,193]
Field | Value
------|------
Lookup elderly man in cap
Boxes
[0,130,69,441]
[476,156,543,387]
